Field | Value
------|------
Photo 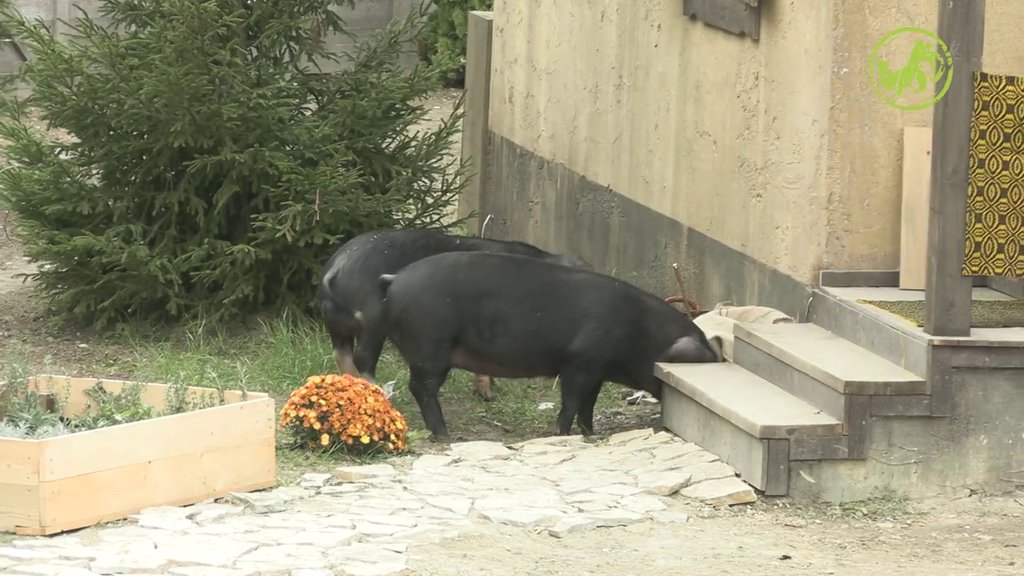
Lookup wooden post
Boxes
[457,11,494,235]
[923,0,985,336]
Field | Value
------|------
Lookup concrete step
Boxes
[734,323,929,397]
[657,362,843,439]
[656,362,844,496]
[806,288,929,378]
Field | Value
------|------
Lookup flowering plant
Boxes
[278,374,409,453]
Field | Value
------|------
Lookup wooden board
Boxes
[0,483,40,529]
[922,0,985,336]
[1,375,277,536]
[0,438,40,484]
[32,441,275,534]
[899,126,933,290]
[37,398,275,482]
[28,375,259,416]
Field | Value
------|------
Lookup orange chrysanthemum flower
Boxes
[278,373,409,454]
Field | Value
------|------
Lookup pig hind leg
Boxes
[407,361,453,441]
[575,382,605,435]
[472,373,496,401]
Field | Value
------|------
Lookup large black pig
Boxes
[316,228,590,400]
[378,251,721,440]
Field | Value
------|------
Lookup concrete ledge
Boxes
[732,338,847,420]
[789,436,850,461]
[789,363,1024,502]
[806,289,930,378]
[988,277,1024,299]
[819,270,900,288]
[656,363,844,439]
[870,395,932,417]
[735,323,928,396]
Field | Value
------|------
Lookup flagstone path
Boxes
[0,428,757,576]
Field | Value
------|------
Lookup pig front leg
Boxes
[352,323,387,383]
[555,367,603,436]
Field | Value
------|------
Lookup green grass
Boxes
[2,312,657,486]
[112,313,657,484]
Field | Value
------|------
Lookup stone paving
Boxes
[0,428,757,576]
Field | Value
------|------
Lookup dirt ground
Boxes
[3,91,1024,575]
[409,493,1024,576]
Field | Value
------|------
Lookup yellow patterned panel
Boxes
[963,71,1024,278]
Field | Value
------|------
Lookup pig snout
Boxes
[661,334,720,364]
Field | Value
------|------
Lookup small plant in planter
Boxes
[0,372,228,438]
[279,374,409,454]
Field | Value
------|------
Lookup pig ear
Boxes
[662,335,720,363]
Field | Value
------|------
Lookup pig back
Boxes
[384,251,696,353]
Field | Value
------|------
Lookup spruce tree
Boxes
[0,0,466,328]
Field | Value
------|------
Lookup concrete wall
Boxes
[0,0,427,75]
[479,0,1024,311]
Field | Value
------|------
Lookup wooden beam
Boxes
[924,0,986,336]
[457,11,495,235]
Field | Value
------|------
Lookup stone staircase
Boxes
[656,287,933,496]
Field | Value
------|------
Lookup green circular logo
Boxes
[869,26,954,111]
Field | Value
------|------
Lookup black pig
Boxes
[316,228,590,400]
[378,251,721,440]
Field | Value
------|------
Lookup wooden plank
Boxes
[29,375,266,417]
[31,441,275,535]
[0,482,40,533]
[37,397,275,482]
[457,10,495,234]
[0,438,40,485]
[763,439,790,496]
[900,127,933,290]
[4,374,277,536]
[923,0,986,336]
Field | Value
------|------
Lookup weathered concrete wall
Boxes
[790,363,1024,502]
[481,0,1024,300]
[1,0,427,75]
[824,0,1024,272]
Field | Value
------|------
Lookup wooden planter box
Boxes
[0,375,277,536]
